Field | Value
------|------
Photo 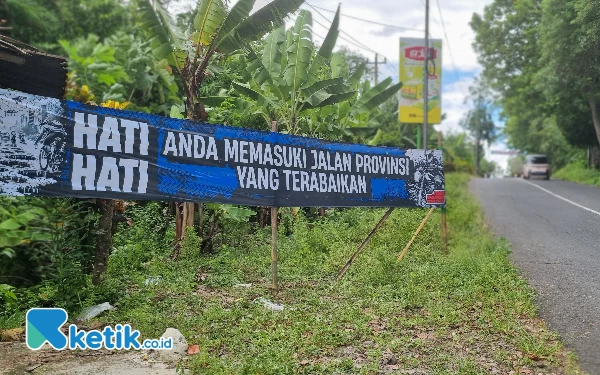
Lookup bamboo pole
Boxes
[397,207,435,261]
[337,208,395,280]
[271,120,279,291]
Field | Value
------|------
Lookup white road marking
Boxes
[522,179,600,217]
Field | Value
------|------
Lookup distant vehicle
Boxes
[523,154,550,180]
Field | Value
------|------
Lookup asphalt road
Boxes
[471,177,600,374]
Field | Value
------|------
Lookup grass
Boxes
[0,173,582,374]
[554,161,600,186]
[83,173,581,374]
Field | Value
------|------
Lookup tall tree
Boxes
[470,0,550,154]
[462,77,496,176]
[470,0,596,171]
[538,0,600,147]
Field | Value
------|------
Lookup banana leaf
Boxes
[213,0,256,43]
[216,0,304,53]
[283,10,313,93]
[352,82,402,116]
[138,0,185,73]
[193,0,227,46]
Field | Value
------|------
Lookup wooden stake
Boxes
[337,208,395,280]
[175,202,182,240]
[270,120,279,291]
[271,206,278,290]
[441,207,448,255]
[437,130,448,255]
[397,207,435,261]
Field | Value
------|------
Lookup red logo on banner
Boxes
[426,190,445,204]
[405,46,437,61]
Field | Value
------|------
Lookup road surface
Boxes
[471,177,600,374]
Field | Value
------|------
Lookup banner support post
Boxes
[337,207,395,280]
[271,120,279,291]
[423,0,430,150]
[398,207,435,261]
[437,131,448,254]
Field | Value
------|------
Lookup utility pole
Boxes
[366,53,387,84]
[423,0,429,150]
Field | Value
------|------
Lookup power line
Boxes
[306,3,425,33]
[307,4,377,54]
[384,63,399,81]
[306,3,399,82]
[418,0,442,32]
[308,4,392,61]
[311,16,372,53]
[434,0,470,99]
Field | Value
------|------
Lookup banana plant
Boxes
[232,9,402,135]
[138,0,304,243]
[232,8,361,134]
[138,0,304,121]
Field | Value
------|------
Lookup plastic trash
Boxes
[145,276,162,285]
[253,297,284,311]
[233,283,252,288]
[77,302,115,321]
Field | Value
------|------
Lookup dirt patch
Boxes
[0,342,181,375]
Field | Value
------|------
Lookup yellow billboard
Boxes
[399,38,442,124]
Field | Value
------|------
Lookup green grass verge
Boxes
[91,173,580,374]
[554,161,600,186]
[1,173,581,374]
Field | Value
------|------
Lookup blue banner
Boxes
[0,89,445,207]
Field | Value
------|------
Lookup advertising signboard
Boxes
[399,38,442,124]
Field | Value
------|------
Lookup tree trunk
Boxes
[589,97,600,147]
[475,125,482,176]
[175,202,182,240]
[175,101,204,242]
[182,202,195,236]
[92,199,114,285]
[475,141,480,176]
[259,207,265,228]
[197,203,204,239]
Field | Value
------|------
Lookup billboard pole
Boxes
[423,0,429,150]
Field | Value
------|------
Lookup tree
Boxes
[538,0,600,147]
[470,0,552,155]
[1,0,130,50]
[471,0,600,159]
[462,77,496,175]
[233,8,352,134]
[442,133,474,174]
[139,0,304,241]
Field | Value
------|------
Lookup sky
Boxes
[170,0,511,173]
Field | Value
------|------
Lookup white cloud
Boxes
[434,75,473,134]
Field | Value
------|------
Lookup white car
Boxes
[523,154,550,180]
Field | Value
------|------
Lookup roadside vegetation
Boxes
[553,162,600,187]
[0,0,583,373]
[471,0,600,177]
[1,174,582,374]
